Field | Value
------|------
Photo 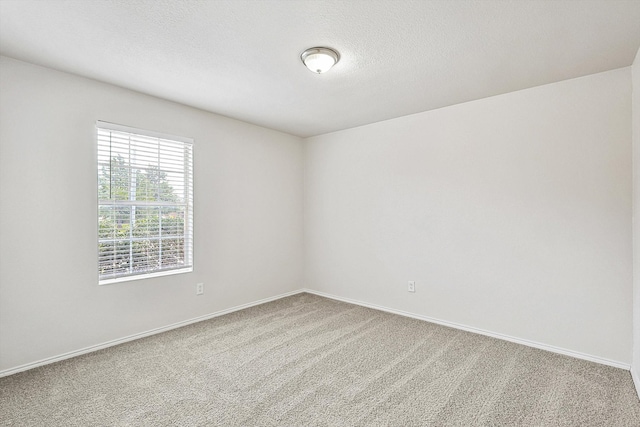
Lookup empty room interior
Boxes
[2,0,640,425]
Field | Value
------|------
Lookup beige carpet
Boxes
[1,293,639,426]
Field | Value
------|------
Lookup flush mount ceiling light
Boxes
[300,47,340,74]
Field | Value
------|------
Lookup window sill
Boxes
[99,267,193,286]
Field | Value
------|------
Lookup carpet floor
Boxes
[1,292,639,426]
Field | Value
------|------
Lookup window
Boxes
[97,121,193,284]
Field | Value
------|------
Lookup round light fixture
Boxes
[300,47,340,74]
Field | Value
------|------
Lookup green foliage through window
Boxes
[97,123,193,283]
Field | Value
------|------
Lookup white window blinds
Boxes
[97,121,193,284]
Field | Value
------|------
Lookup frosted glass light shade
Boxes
[301,47,340,74]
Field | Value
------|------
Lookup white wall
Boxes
[632,47,640,394]
[0,56,304,372]
[1,54,635,374]
[304,68,632,364]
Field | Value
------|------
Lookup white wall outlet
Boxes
[196,283,204,295]
[408,281,415,292]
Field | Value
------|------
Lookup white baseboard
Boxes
[0,289,304,378]
[632,367,640,400]
[302,289,631,371]
[2,287,631,378]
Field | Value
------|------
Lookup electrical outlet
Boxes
[408,281,415,293]
[196,283,204,295]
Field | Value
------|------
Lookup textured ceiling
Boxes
[1,0,639,137]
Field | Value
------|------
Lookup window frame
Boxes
[96,121,194,285]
